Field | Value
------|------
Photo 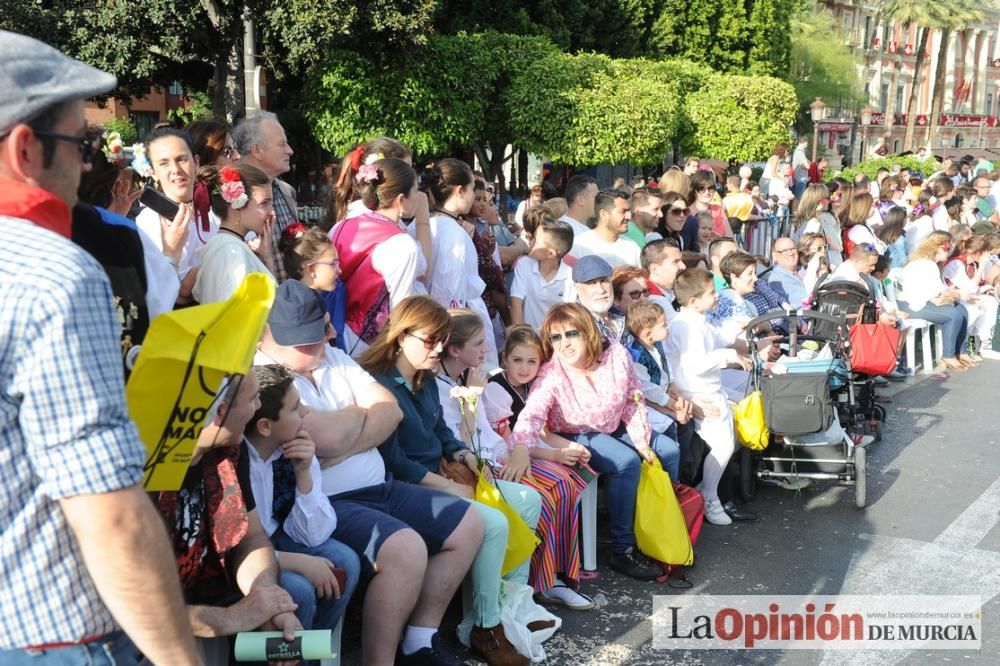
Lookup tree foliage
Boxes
[747,0,795,76]
[788,3,862,109]
[833,156,940,183]
[303,32,558,158]
[686,75,799,162]
[1,0,440,118]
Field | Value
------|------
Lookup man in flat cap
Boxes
[0,31,199,664]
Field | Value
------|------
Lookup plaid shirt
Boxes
[270,179,297,282]
[0,216,146,647]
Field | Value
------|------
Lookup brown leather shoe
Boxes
[470,623,529,666]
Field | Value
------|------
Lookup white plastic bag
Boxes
[456,580,561,663]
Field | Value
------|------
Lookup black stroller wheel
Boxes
[738,446,756,503]
[874,403,887,422]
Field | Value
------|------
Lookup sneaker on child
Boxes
[704,498,733,526]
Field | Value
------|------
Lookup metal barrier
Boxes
[740,209,793,258]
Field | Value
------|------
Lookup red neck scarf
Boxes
[0,179,71,237]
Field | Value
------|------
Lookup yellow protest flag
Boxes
[126,274,275,490]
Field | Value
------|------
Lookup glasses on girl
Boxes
[627,288,650,299]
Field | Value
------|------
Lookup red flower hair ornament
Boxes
[218,166,248,209]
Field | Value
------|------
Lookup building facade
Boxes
[822,1,1000,164]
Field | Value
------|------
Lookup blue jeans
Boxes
[271,530,361,663]
[566,424,680,554]
[0,632,144,665]
[898,300,969,358]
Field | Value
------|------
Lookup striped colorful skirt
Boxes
[519,459,596,592]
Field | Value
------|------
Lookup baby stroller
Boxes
[738,309,870,509]
[808,279,888,440]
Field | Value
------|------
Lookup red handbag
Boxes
[849,322,900,375]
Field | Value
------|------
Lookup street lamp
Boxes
[859,106,873,161]
[810,97,827,163]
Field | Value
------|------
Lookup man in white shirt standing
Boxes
[791,136,810,198]
[570,189,641,268]
[560,174,598,236]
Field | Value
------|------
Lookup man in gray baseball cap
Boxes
[0,31,199,665]
[572,254,624,342]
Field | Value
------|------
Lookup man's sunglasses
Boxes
[33,130,101,164]
[548,329,581,344]
[407,332,448,350]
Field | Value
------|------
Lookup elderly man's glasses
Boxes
[33,130,101,164]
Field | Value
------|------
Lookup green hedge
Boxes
[832,155,940,182]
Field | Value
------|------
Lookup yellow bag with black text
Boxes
[734,389,769,451]
[634,458,693,566]
[475,474,541,576]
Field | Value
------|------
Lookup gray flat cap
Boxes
[0,30,117,135]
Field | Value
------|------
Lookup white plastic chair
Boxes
[902,318,934,374]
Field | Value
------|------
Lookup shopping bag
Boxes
[849,322,900,375]
[457,580,560,663]
[475,474,541,576]
[634,458,693,566]
[734,390,769,451]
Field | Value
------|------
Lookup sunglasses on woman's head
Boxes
[548,329,581,343]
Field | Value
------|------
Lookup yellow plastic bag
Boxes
[634,458,693,566]
[734,390,769,451]
[475,474,541,576]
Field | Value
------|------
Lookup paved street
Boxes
[340,366,999,665]
[542,368,1000,665]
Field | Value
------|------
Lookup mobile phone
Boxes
[332,567,346,592]
[139,186,180,221]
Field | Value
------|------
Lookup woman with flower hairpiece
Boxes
[191,164,276,304]
[359,296,542,666]
[328,158,432,358]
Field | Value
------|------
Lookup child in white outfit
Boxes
[664,268,752,526]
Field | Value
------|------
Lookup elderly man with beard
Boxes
[572,255,625,343]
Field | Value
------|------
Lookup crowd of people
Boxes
[5,30,1000,666]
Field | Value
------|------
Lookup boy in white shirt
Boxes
[245,364,359,656]
[665,268,752,526]
[510,215,576,330]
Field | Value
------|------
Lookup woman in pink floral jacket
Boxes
[511,303,679,580]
